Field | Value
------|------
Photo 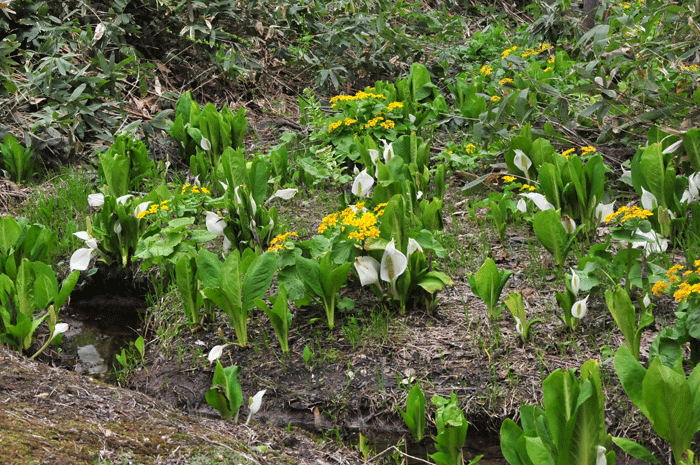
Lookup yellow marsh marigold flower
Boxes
[268,231,298,252]
[667,264,684,277]
[562,148,576,158]
[499,78,514,86]
[547,55,555,64]
[620,206,653,222]
[520,184,536,192]
[380,119,395,130]
[480,64,493,76]
[465,144,476,154]
[491,95,501,102]
[652,280,669,296]
[501,46,518,59]
[502,175,516,183]
[581,146,597,154]
[328,120,343,133]
[387,102,404,111]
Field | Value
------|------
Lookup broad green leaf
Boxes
[532,210,568,267]
[500,419,527,465]
[605,285,638,358]
[614,346,648,416]
[196,249,222,289]
[683,129,700,172]
[16,258,34,318]
[612,437,661,464]
[0,217,20,256]
[638,144,666,207]
[241,252,277,312]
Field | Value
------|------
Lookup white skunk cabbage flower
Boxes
[351,169,374,198]
[205,211,226,236]
[380,239,408,299]
[513,149,532,174]
[246,389,267,425]
[116,194,133,205]
[570,268,580,295]
[407,238,423,256]
[383,140,395,164]
[207,345,225,362]
[70,231,99,271]
[595,201,615,224]
[681,172,700,203]
[632,228,669,256]
[571,295,590,319]
[52,323,69,339]
[519,192,554,211]
[354,256,381,287]
[88,193,104,207]
[270,188,298,201]
[516,198,527,213]
[561,215,576,234]
[641,187,658,211]
[514,317,524,336]
[596,446,607,465]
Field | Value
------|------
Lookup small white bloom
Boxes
[205,211,226,236]
[514,317,524,336]
[513,149,532,173]
[570,268,580,295]
[271,188,298,200]
[351,169,374,198]
[51,323,69,339]
[643,293,651,308]
[383,140,395,164]
[640,187,658,211]
[416,190,423,200]
[561,215,576,234]
[116,194,133,205]
[596,445,607,465]
[519,193,555,211]
[381,239,408,299]
[368,149,379,164]
[632,228,669,256]
[407,238,423,256]
[516,198,527,213]
[87,193,104,207]
[246,389,266,425]
[571,295,590,319]
[354,256,381,287]
[113,221,122,235]
[74,231,91,242]
[200,136,211,151]
[70,248,93,271]
[595,201,615,224]
[619,168,633,186]
[208,345,224,362]
[135,201,151,216]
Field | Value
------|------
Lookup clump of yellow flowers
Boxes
[268,231,299,252]
[653,260,700,303]
[318,202,386,243]
[137,200,170,219]
[605,205,653,224]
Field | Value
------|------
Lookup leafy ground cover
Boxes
[1,0,700,464]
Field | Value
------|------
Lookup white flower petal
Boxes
[407,238,423,256]
[595,201,615,224]
[519,193,554,211]
[382,140,394,164]
[561,215,576,234]
[113,221,122,235]
[380,239,408,285]
[208,345,224,362]
[116,194,133,205]
[351,170,374,198]
[368,149,379,164]
[571,295,589,319]
[272,188,298,200]
[514,317,524,336]
[570,268,580,295]
[513,149,532,173]
[205,211,226,236]
[135,201,151,216]
[249,389,266,415]
[70,248,93,271]
[52,323,69,339]
[87,193,104,207]
[354,256,380,287]
[632,228,669,256]
[596,446,607,465]
[516,198,527,213]
[85,238,98,250]
[641,187,658,211]
[74,231,91,242]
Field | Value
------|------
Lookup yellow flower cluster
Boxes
[361,116,394,130]
[329,90,386,107]
[268,231,299,252]
[581,146,597,155]
[181,184,211,195]
[655,261,700,301]
[682,64,700,72]
[652,280,669,296]
[605,205,653,224]
[137,200,170,219]
[502,46,518,59]
[502,175,516,183]
[465,144,476,154]
[480,64,493,76]
[547,56,555,64]
[562,148,576,159]
[387,101,404,111]
[520,43,551,58]
[499,78,514,86]
[328,118,358,133]
[491,95,501,102]
[520,184,536,192]
[318,202,384,242]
